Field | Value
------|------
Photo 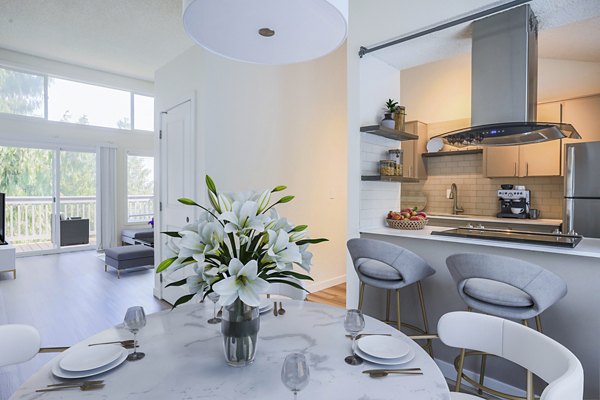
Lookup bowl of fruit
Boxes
[386,208,428,230]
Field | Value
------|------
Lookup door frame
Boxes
[153,92,198,300]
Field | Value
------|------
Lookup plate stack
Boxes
[355,336,415,365]
[52,345,128,379]
[259,298,274,314]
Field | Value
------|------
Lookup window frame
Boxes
[0,64,154,133]
[124,151,155,226]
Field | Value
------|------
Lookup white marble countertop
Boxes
[12,301,450,400]
[426,213,562,226]
[361,226,600,259]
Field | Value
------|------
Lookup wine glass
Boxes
[207,292,222,324]
[124,306,146,361]
[281,353,310,399]
[344,309,365,365]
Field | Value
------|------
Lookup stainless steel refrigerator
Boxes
[564,141,600,238]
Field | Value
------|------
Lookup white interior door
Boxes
[157,100,197,305]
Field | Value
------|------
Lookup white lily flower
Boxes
[299,244,313,272]
[218,193,233,212]
[256,189,271,213]
[265,229,302,270]
[220,201,269,234]
[212,259,269,306]
[289,227,308,242]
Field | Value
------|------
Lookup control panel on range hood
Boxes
[433,5,580,146]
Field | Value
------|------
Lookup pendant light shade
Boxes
[182,0,348,64]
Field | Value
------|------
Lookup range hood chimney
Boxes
[434,5,580,146]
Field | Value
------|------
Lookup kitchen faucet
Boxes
[449,183,464,215]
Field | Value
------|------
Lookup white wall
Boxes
[154,44,348,292]
[0,49,155,245]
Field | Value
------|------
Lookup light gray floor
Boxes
[0,250,168,399]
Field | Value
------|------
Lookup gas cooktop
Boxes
[431,227,582,248]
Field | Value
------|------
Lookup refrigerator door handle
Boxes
[563,198,574,234]
[564,145,575,197]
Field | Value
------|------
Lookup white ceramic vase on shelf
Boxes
[380,113,395,129]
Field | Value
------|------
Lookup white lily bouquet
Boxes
[157,176,327,308]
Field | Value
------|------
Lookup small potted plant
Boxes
[381,99,399,128]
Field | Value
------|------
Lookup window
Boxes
[0,65,154,132]
[134,94,154,131]
[48,78,130,129]
[127,155,154,223]
[0,67,44,118]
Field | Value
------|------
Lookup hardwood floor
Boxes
[0,250,168,399]
[307,282,346,308]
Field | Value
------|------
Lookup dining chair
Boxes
[266,281,307,300]
[438,311,584,400]
[0,324,41,367]
[446,252,567,398]
[347,238,435,356]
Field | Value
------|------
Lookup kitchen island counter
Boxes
[358,226,600,397]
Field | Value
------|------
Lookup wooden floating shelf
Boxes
[361,175,420,183]
[421,149,483,158]
[360,125,418,141]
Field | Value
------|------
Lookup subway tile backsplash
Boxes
[401,153,564,219]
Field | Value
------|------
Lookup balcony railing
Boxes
[5,195,153,244]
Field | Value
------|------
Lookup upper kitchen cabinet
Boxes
[402,121,427,179]
[562,95,600,143]
[484,141,561,178]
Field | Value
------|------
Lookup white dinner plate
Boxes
[355,346,415,366]
[259,298,274,313]
[53,348,128,379]
[426,137,444,153]
[59,344,123,372]
[357,335,410,359]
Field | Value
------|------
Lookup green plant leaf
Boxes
[161,231,181,238]
[271,185,287,193]
[206,175,217,194]
[156,257,176,273]
[172,294,195,308]
[165,278,188,288]
[278,270,314,281]
[296,238,329,245]
[289,224,308,233]
[266,278,310,293]
[178,198,199,206]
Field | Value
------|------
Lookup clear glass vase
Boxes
[221,298,260,367]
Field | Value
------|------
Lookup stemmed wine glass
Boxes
[344,309,365,365]
[281,353,310,399]
[124,306,146,361]
[207,292,222,324]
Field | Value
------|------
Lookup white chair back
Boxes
[438,312,584,400]
[266,281,306,301]
[0,324,41,367]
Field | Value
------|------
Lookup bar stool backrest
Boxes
[0,324,41,367]
[438,312,584,400]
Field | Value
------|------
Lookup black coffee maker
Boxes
[497,188,530,219]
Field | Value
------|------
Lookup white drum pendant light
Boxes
[182,0,348,64]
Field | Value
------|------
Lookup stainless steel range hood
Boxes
[434,5,580,146]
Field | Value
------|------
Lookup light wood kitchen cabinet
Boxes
[484,146,519,177]
[562,95,600,143]
[402,121,427,179]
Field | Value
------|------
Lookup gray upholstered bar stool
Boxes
[446,252,568,400]
[347,238,436,355]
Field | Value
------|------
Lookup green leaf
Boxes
[271,185,287,193]
[266,278,310,293]
[178,198,199,206]
[161,231,181,238]
[165,278,188,288]
[172,294,195,308]
[289,225,308,233]
[296,238,329,246]
[206,175,217,194]
[278,270,314,281]
[156,257,176,273]
[278,195,294,204]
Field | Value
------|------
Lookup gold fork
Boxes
[36,383,105,392]
[47,380,103,387]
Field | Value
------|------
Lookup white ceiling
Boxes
[368,0,600,71]
[0,0,194,81]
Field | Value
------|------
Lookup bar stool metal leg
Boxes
[395,289,401,331]
[358,282,365,311]
[416,281,433,357]
[535,315,543,333]
[385,290,391,322]
[455,348,466,392]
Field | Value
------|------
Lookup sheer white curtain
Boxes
[96,146,118,250]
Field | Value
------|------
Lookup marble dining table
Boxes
[11,300,451,399]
